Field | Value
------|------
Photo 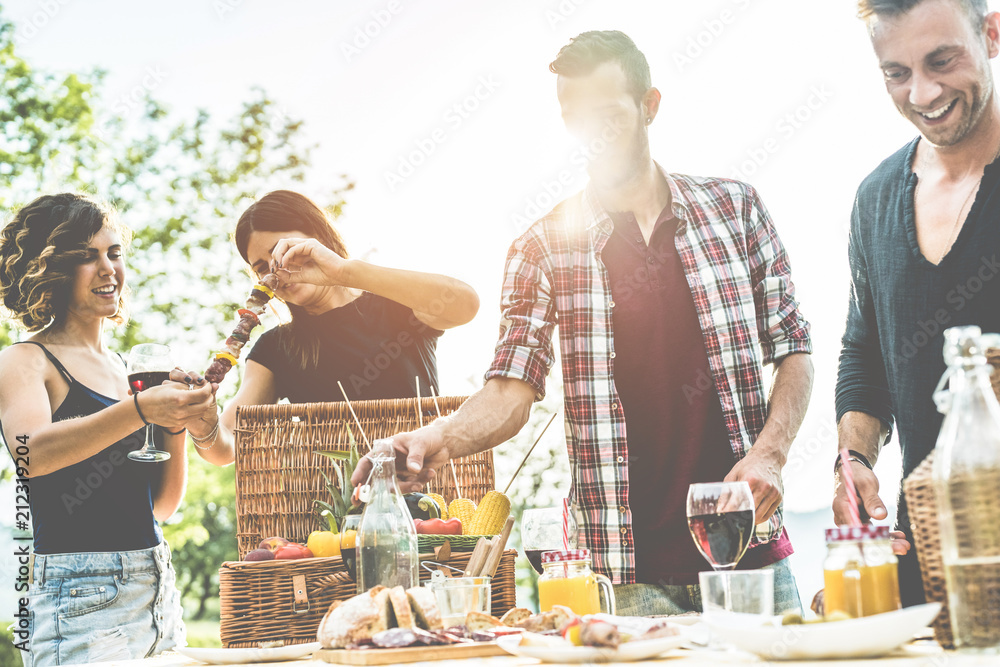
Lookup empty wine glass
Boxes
[126,343,173,462]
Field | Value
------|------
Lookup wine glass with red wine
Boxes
[686,482,755,571]
[126,343,173,462]
[521,507,578,574]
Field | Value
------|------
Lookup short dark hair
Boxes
[549,30,651,104]
[857,0,989,29]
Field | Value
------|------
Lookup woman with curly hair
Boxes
[0,193,219,666]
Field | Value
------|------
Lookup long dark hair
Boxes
[234,190,348,370]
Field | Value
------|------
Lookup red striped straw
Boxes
[839,448,862,527]
[562,498,570,550]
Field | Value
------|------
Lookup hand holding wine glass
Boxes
[127,344,174,462]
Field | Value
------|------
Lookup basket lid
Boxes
[542,549,590,564]
[825,525,890,542]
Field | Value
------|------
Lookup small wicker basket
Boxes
[902,349,1000,649]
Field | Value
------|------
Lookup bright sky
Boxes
[9,0,990,517]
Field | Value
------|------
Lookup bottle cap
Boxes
[825,525,890,542]
[541,549,590,564]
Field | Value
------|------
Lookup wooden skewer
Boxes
[337,380,371,447]
[429,386,462,499]
[415,376,424,428]
[503,410,560,495]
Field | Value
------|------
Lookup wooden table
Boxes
[63,643,998,667]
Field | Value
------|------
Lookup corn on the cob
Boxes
[467,491,511,536]
[427,493,448,520]
[449,498,477,534]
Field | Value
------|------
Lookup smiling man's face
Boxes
[872,0,998,147]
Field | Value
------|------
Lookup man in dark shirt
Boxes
[356,30,814,615]
[835,0,1000,606]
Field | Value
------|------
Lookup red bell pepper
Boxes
[414,518,463,535]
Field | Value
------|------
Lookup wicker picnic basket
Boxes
[219,548,517,648]
[901,348,1000,650]
[220,396,516,648]
[233,396,493,557]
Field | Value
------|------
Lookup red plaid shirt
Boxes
[486,166,812,584]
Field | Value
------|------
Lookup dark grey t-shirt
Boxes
[836,138,1000,601]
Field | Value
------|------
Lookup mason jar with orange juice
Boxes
[823,525,900,618]
[537,549,616,615]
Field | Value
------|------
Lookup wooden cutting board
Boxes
[315,642,507,665]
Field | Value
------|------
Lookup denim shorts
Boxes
[614,556,803,616]
[23,540,185,667]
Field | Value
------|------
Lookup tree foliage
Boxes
[0,7,352,614]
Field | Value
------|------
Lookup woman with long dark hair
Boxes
[0,193,219,665]
[180,190,478,461]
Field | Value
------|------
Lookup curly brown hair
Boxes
[0,193,131,331]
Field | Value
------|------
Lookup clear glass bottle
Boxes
[356,438,418,593]
[932,326,1000,653]
[822,525,900,618]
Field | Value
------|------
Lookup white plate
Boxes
[706,602,941,661]
[175,642,321,664]
[496,633,688,663]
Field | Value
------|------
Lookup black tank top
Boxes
[3,342,162,554]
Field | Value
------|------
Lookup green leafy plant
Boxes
[313,430,361,532]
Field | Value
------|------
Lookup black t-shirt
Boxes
[246,292,442,402]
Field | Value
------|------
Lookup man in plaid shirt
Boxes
[356,30,814,615]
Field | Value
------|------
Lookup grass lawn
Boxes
[182,597,222,648]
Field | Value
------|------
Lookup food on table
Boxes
[307,530,341,558]
[258,536,290,552]
[414,518,463,535]
[780,610,852,625]
[448,498,477,533]
[467,490,511,535]
[243,548,274,562]
[204,273,279,383]
[499,608,532,626]
[404,492,442,521]
[426,493,448,519]
[516,612,679,649]
[405,587,443,631]
[514,605,575,633]
[274,543,313,559]
[578,619,620,648]
[811,589,825,616]
[387,586,416,629]
[318,585,391,649]
[465,611,503,633]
